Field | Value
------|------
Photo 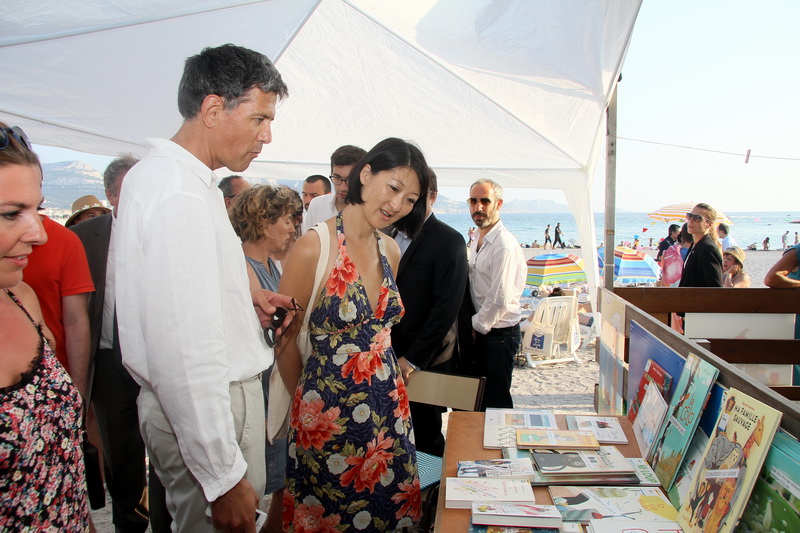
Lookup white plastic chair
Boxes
[521,295,581,367]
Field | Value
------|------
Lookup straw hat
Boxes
[65,195,111,227]
[723,246,746,267]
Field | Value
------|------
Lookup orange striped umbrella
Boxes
[526,253,587,286]
[647,202,732,224]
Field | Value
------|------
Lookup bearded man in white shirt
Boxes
[467,178,526,410]
[115,44,294,532]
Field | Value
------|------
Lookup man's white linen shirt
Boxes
[302,193,338,233]
[721,235,737,251]
[468,220,526,334]
[115,138,272,502]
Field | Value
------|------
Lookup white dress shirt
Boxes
[468,220,526,334]
[721,235,737,251]
[115,138,272,501]
[302,193,338,233]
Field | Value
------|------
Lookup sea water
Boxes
[436,211,800,250]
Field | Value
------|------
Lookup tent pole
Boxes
[603,84,618,289]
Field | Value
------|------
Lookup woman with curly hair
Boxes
[230,184,301,532]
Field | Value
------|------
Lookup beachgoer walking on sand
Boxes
[782,231,790,250]
[544,224,552,248]
[763,236,770,251]
[795,232,799,245]
[553,223,565,249]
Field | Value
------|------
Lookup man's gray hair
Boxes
[470,178,503,200]
[218,175,244,198]
[104,153,139,195]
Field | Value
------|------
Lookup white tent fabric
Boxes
[1,0,643,301]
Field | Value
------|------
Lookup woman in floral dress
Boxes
[276,138,430,531]
[0,122,91,530]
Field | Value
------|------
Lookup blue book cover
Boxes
[648,353,719,491]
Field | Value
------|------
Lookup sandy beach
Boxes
[522,246,786,289]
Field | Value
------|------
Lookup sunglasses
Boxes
[685,213,706,222]
[0,126,33,152]
[467,197,492,206]
[264,299,304,348]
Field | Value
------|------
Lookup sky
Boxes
[34,0,800,214]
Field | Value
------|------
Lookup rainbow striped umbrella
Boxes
[647,202,732,224]
[526,253,587,286]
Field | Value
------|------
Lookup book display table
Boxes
[434,411,640,532]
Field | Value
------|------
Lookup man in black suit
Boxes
[72,155,170,533]
[391,169,468,456]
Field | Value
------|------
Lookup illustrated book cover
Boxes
[468,525,559,533]
[503,448,658,486]
[667,430,709,508]
[484,408,559,448]
[445,477,535,509]
[471,503,562,528]
[648,353,719,491]
[549,486,678,524]
[566,415,629,444]
[632,383,669,458]
[629,358,673,422]
[738,430,800,533]
[517,429,600,450]
[458,458,536,481]
[676,388,782,533]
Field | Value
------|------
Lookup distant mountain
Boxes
[39,162,574,214]
[42,161,105,210]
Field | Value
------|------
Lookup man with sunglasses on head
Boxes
[301,145,366,232]
[114,44,294,532]
[466,179,526,410]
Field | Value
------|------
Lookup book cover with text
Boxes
[549,486,677,524]
[629,359,673,422]
[632,384,668,458]
[648,353,719,491]
[677,388,782,533]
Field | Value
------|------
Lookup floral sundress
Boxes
[284,214,421,532]
[0,289,89,531]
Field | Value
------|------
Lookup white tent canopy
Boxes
[1,0,643,298]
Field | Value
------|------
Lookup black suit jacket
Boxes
[391,214,468,369]
[679,234,723,287]
[71,214,112,361]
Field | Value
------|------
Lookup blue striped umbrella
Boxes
[598,246,661,284]
[526,253,587,286]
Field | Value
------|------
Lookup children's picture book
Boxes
[587,519,684,533]
[458,458,536,481]
[676,388,782,533]
[598,290,627,415]
[667,430,709,508]
[628,458,662,487]
[566,415,628,444]
[504,448,659,486]
[648,353,719,491]
[549,486,678,524]
[484,408,559,448]
[517,429,600,450]
[471,503,562,528]
[629,358,673,422]
[632,384,669,458]
[532,447,635,476]
[627,321,686,418]
[445,478,535,509]
[738,430,800,533]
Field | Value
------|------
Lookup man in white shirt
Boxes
[467,178,526,409]
[717,223,737,251]
[301,145,365,232]
[115,44,293,532]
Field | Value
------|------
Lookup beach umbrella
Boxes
[614,247,661,284]
[526,253,587,286]
[597,246,662,284]
[647,202,732,224]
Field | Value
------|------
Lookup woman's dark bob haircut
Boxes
[345,137,430,239]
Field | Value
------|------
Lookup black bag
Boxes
[83,430,106,509]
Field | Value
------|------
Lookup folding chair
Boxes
[406,371,486,531]
[521,295,581,367]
